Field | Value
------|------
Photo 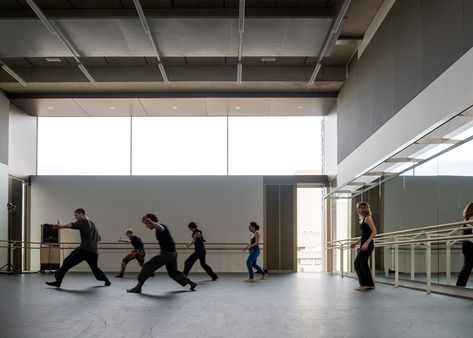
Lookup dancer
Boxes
[127,214,197,293]
[183,222,218,281]
[115,229,145,278]
[243,221,266,282]
[351,202,377,291]
[45,208,111,288]
[456,203,473,287]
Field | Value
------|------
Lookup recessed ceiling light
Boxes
[297,106,304,109]
[109,106,116,110]
[172,106,178,110]
[47,106,54,110]
[235,106,241,110]
[46,57,61,62]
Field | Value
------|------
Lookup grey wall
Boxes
[337,0,473,163]
[0,91,8,265]
[0,91,8,165]
[30,175,264,272]
[8,104,37,178]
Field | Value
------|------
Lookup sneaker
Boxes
[115,274,124,278]
[45,281,61,288]
[212,276,219,281]
[104,280,111,286]
[127,284,142,293]
[189,281,197,291]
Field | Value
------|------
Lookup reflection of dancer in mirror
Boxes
[115,229,145,278]
[351,202,377,291]
[127,214,197,293]
[456,203,473,287]
[183,222,218,280]
[45,208,111,288]
[243,222,266,282]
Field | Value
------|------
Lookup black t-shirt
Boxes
[70,218,100,253]
[130,235,144,251]
[193,230,206,251]
[155,224,176,252]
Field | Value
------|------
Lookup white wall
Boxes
[322,104,337,177]
[8,104,37,178]
[337,46,473,187]
[30,176,264,272]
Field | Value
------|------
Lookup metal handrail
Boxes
[326,220,473,294]
[326,220,472,246]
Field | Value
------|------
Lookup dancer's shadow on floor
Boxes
[138,292,178,300]
[51,286,99,294]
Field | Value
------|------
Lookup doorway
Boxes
[297,186,323,272]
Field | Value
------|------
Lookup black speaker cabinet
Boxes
[41,224,60,271]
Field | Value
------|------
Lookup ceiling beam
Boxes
[0,8,335,19]
[132,0,168,84]
[308,0,351,85]
[25,0,96,84]
[237,0,246,85]
[0,66,346,83]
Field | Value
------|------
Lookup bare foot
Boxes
[366,286,376,290]
[244,278,255,283]
[355,286,368,291]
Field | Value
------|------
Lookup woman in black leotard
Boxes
[456,203,473,287]
[183,222,218,281]
[351,202,377,291]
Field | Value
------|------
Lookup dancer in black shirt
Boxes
[116,229,145,278]
[127,214,197,293]
[183,222,218,281]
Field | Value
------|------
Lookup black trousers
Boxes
[55,247,110,285]
[456,242,473,287]
[137,251,192,286]
[183,250,218,280]
[354,243,375,287]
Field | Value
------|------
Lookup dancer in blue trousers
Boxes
[243,222,266,282]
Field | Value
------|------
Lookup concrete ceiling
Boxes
[0,0,383,98]
[11,96,336,116]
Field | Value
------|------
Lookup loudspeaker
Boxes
[42,224,59,243]
[41,224,60,271]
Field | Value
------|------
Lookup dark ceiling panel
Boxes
[105,57,149,66]
[120,0,173,9]
[67,0,124,9]
[245,0,277,8]
[24,57,73,67]
[184,57,227,66]
[80,57,109,66]
[31,0,73,9]
[242,56,307,66]
[159,57,187,66]
[276,0,329,8]
[172,0,225,8]
[0,0,24,10]
[0,57,33,67]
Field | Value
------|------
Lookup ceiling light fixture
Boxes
[172,106,178,110]
[235,106,241,110]
[297,106,304,109]
[109,106,116,110]
[47,106,54,110]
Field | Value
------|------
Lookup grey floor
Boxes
[1,272,472,338]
